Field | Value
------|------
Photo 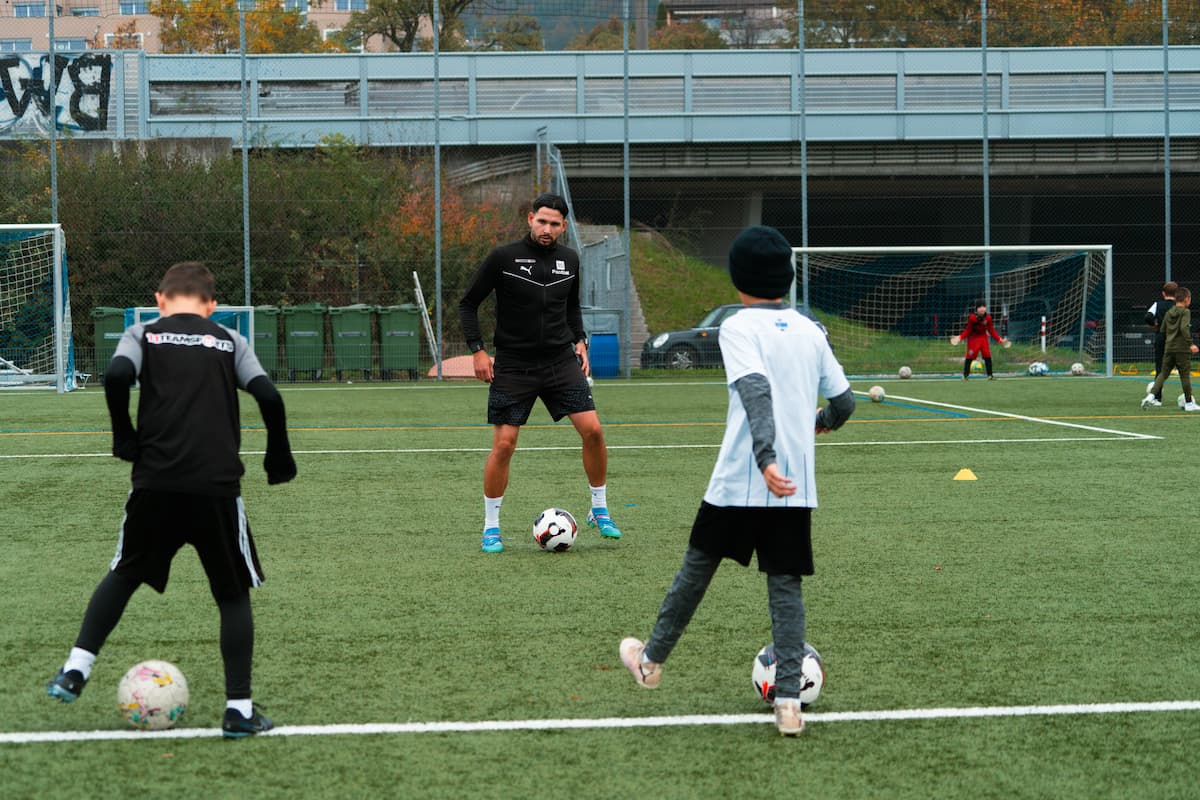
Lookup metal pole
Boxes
[635,0,649,50]
[623,1,632,378]
[981,0,991,308]
[434,2,444,380]
[1163,0,1171,282]
[239,7,251,306]
[47,0,58,224]
[798,0,808,311]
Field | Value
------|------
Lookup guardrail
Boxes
[3,46,1199,145]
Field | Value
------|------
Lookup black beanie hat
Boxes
[728,226,795,299]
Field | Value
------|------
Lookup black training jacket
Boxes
[459,235,586,359]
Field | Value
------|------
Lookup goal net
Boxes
[794,245,1113,377]
[0,225,76,392]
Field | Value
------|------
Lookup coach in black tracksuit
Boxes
[458,193,622,553]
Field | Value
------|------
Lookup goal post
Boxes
[793,245,1114,378]
[0,224,76,392]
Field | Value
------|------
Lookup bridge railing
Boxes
[3,47,1199,144]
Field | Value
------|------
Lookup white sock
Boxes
[484,496,503,529]
[226,698,253,719]
[590,484,607,511]
[64,647,96,680]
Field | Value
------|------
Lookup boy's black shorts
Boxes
[110,489,264,600]
[688,502,814,577]
[488,349,595,426]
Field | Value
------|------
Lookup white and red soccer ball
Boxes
[533,508,577,552]
[752,642,824,708]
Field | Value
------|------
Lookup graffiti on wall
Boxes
[0,52,113,136]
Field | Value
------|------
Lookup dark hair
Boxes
[1176,287,1190,302]
[1163,281,1178,296]
[530,192,570,218]
[974,300,987,310]
[158,262,216,301]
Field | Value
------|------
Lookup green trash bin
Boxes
[377,304,421,380]
[281,303,326,381]
[91,307,127,380]
[329,304,375,381]
[253,306,280,379]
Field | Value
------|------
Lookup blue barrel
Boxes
[590,333,619,378]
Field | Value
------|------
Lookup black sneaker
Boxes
[47,669,87,703]
[222,705,274,739]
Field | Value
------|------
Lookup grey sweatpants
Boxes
[643,546,808,698]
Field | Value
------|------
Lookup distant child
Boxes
[618,226,856,737]
[1145,281,1178,378]
[951,302,1010,380]
[46,262,297,738]
[1142,286,1199,411]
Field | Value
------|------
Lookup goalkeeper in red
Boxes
[45,262,296,738]
[951,301,1009,380]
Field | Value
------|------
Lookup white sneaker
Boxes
[618,637,662,689]
[1185,401,1200,412]
[774,698,804,736]
[1141,394,1161,409]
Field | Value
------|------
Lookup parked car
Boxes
[641,304,743,369]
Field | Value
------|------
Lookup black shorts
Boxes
[688,502,814,577]
[488,349,595,426]
[110,489,264,601]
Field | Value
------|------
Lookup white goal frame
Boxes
[0,224,74,392]
[791,244,1114,377]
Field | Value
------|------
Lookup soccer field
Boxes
[3,376,1199,799]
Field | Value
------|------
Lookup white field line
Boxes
[3,700,1198,745]
[878,393,1160,441]
[0,435,1154,461]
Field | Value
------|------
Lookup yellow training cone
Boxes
[953,468,978,481]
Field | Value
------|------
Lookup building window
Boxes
[119,1,149,13]
[1,39,35,52]
[105,31,145,47]
[72,6,101,15]
[15,3,46,17]
[54,38,89,51]
[283,0,308,12]
[334,0,366,11]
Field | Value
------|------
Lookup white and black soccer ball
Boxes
[751,642,824,708]
[533,508,577,552]
[868,385,885,403]
[117,660,189,731]
[1070,362,1085,376]
[898,365,912,379]
[1027,361,1049,376]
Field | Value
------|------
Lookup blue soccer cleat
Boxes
[47,669,87,703]
[481,527,504,553]
[588,508,622,539]
[222,705,274,739]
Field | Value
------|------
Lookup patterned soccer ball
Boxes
[868,385,885,402]
[1028,361,1050,376]
[117,660,189,731]
[533,508,577,552]
[751,642,825,708]
[898,366,912,379]
[1070,362,1085,376]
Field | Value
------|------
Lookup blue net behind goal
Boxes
[0,227,76,391]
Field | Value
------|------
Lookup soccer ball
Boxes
[117,660,189,731]
[898,365,912,379]
[751,642,824,708]
[532,508,577,552]
[1028,361,1049,376]
[1070,362,1085,376]
[868,385,885,403]
[971,360,984,373]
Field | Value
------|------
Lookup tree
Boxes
[651,21,726,50]
[565,17,625,51]
[89,19,143,50]
[152,0,328,54]
[472,14,543,51]
[342,0,479,53]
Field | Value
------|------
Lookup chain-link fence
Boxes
[2,1,1197,380]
